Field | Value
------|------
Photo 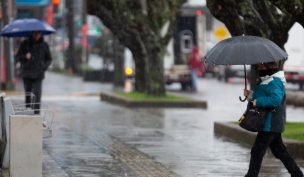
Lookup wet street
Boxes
[13,72,304,177]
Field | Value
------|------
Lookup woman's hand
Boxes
[252,100,257,107]
[25,52,31,60]
[243,89,250,97]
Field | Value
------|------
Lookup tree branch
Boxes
[268,0,304,26]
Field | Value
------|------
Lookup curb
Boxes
[100,91,207,109]
[0,91,24,96]
[286,91,304,107]
[214,121,304,159]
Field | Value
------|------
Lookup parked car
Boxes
[165,65,193,90]
[216,65,247,82]
[201,63,218,78]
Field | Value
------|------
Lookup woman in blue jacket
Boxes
[244,62,303,177]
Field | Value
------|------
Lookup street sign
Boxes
[16,0,49,6]
[213,26,229,41]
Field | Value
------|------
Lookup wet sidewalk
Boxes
[6,73,304,177]
[14,72,112,95]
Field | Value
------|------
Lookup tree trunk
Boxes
[87,0,184,96]
[133,49,166,96]
[133,52,146,93]
[146,48,166,96]
[113,39,125,89]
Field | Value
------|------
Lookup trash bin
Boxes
[0,93,54,177]
[9,114,42,177]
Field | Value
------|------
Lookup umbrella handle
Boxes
[239,96,247,102]
[239,65,248,102]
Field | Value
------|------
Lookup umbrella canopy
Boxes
[204,35,288,65]
[204,35,288,102]
[0,18,56,37]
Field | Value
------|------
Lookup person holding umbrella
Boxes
[243,62,303,177]
[16,31,52,114]
[1,18,55,114]
[204,35,303,176]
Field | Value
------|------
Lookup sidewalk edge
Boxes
[214,121,304,159]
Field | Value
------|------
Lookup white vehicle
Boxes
[124,2,207,90]
[217,65,248,82]
[124,49,135,78]
[284,23,304,90]
[88,54,103,70]
[164,2,207,90]
[123,1,226,90]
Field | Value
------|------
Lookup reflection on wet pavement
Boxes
[44,127,138,177]
[13,73,304,177]
[41,95,303,177]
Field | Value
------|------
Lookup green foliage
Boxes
[80,64,95,72]
[117,91,190,101]
[232,122,304,141]
[283,122,304,141]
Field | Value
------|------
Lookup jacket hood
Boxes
[260,71,286,86]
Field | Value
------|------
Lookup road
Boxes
[11,73,304,177]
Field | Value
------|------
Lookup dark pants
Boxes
[23,78,43,114]
[245,132,303,177]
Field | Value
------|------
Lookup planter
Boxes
[100,91,207,109]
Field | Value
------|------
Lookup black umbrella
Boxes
[204,35,288,101]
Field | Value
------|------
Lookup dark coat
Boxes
[16,37,52,79]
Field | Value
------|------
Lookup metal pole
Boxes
[1,0,14,90]
[61,0,66,70]
[9,0,15,86]
[81,0,88,64]
[66,0,76,74]
[0,1,3,88]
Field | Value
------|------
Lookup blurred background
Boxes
[0,0,303,92]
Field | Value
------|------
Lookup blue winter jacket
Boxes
[252,71,286,133]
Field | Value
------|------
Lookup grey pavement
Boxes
[15,72,112,95]
[10,73,304,177]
